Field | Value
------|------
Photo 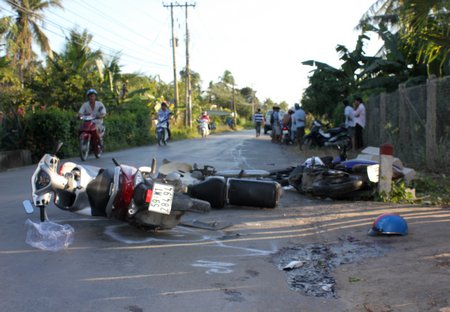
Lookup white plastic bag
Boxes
[25,219,74,251]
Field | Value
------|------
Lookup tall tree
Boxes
[30,28,103,110]
[1,0,63,83]
[359,0,450,76]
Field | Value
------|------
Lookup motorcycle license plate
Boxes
[148,182,174,215]
[282,130,289,135]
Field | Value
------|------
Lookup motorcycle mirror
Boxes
[112,158,120,166]
[53,141,63,155]
[151,158,156,175]
[22,200,34,214]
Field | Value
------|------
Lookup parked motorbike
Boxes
[156,116,169,146]
[302,120,352,150]
[23,143,210,231]
[79,115,102,161]
[281,125,291,145]
[197,119,210,138]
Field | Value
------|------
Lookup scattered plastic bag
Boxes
[25,219,74,251]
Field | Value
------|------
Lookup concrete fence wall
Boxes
[0,150,32,171]
[366,75,450,171]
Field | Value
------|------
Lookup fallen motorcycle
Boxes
[286,157,367,199]
[157,161,283,209]
[23,143,210,231]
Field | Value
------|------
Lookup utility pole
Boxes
[163,2,195,127]
[232,83,237,126]
[163,3,179,117]
[184,2,195,127]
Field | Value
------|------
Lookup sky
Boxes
[2,0,381,105]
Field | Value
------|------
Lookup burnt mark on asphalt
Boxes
[223,289,245,302]
[273,237,391,298]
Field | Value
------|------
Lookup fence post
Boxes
[426,75,437,170]
[379,143,394,195]
[398,84,407,149]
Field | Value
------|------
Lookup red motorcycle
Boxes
[79,115,102,161]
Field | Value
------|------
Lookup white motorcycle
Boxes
[23,143,210,231]
[197,119,210,138]
[156,116,169,146]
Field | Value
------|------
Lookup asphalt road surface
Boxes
[1,130,449,312]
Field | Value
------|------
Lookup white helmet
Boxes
[86,89,97,96]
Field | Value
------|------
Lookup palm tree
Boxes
[1,0,63,83]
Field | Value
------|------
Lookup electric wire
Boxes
[0,4,172,71]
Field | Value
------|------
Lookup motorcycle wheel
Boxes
[80,138,90,161]
[340,135,352,150]
[94,142,102,158]
[163,129,168,145]
[312,174,364,199]
[157,130,164,146]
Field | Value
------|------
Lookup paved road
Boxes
[1,130,337,312]
[6,130,445,312]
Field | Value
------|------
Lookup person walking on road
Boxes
[253,108,264,137]
[293,103,306,150]
[353,97,366,150]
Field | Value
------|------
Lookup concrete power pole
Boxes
[164,2,195,127]
[163,3,179,117]
[184,3,195,127]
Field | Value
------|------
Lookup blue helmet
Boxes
[368,213,408,236]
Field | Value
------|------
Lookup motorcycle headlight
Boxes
[35,170,51,190]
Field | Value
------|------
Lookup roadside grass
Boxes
[412,172,450,207]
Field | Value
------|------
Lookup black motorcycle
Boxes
[302,120,352,150]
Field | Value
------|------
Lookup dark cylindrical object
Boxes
[188,176,227,208]
[227,179,281,208]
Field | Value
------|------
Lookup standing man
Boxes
[343,100,355,149]
[293,103,306,150]
[353,97,366,150]
[253,108,264,137]
[270,106,281,143]
[79,89,106,146]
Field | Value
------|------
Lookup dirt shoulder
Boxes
[277,186,450,312]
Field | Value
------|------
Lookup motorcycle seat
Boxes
[86,168,115,216]
[328,127,345,135]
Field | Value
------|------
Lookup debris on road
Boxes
[25,219,74,251]
[180,219,232,231]
[273,238,390,298]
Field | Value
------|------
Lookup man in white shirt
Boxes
[78,89,106,144]
[343,100,355,148]
[353,97,366,149]
[293,103,306,150]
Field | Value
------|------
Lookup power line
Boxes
[0,5,171,71]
